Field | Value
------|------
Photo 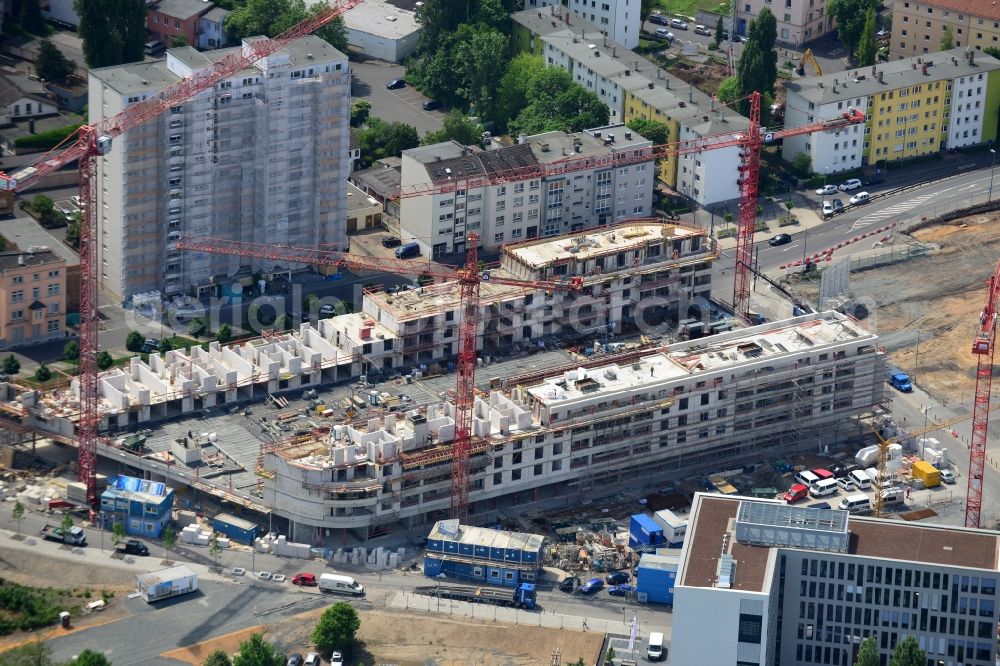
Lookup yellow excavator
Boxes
[795,49,822,76]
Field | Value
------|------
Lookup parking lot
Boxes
[790,463,961,516]
[350,60,444,137]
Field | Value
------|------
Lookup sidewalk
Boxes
[711,199,825,252]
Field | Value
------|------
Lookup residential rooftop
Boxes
[526,311,876,406]
[342,0,420,40]
[150,0,217,20]
[785,48,1000,105]
[901,0,1000,21]
[351,162,402,197]
[679,494,1000,594]
[346,183,380,213]
[0,249,63,271]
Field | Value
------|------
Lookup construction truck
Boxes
[40,523,87,546]
[796,48,822,76]
[414,583,537,610]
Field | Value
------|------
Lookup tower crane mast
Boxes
[0,0,361,509]
[966,259,1000,528]
[175,234,582,522]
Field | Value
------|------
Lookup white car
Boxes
[305,654,322,666]
[822,201,834,217]
[849,191,870,205]
[330,652,344,666]
[838,178,862,191]
[940,469,956,484]
[694,24,711,35]
[655,28,674,40]
[815,184,837,196]
[669,18,688,29]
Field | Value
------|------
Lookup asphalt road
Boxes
[350,60,445,137]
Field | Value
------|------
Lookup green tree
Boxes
[857,8,877,66]
[416,0,503,53]
[2,639,56,666]
[854,635,879,666]
[170,35,188,48]
[232,633,284,666]
[312,602,361,657]
[423,111,483,145]
[19,0,46,34]
[351,100,371,128]
[216,323,232,344]
[492,53,545,131]
[188,317,207,337]
[3,354,21,375]
[455,26,508,122]
[716,76,740,107]
[736,8,777,116]
[226,0,347,51]
[159,337,174,352]
[714,15,725,46]
[790,152,812,178]
[605,646,616,663]
[12,500,24,535]
[125,331,144,353]
[97,351,114,370]
[63,340,79,361]
[76,0,146,67]
[566,660,585,666]
[890,636,925,666]
[162,523,176,555]
[34,364,52,382]
[35,40,75,82]
[60,511,73,535]
[74,650,112,666]
[356,118,420,168]
[203,650,233,666]
[509,68,608,135]
[273,314,291,331]
[31,195,63,228]
[209,532,221,570]
[940,24,954,50]
[828,0,878,59]
[111,521,125,548]
[625,118,670,146]
[66,214,81,250]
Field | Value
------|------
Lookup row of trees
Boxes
[854,635,925,666]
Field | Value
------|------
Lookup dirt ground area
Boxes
[162,626,265,664]
[788,214,1000,407]
[259,607,604,666]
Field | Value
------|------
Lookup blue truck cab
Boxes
[514,582,537,609]
[888,370,912,392]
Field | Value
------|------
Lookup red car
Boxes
[292,573,316,586]
[783,483,809,504]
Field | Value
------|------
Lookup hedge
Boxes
[14,121,83,151]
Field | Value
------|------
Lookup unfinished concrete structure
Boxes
[346,220,717,373]
[262,311,885,543]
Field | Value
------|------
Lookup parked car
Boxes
[833,198,845,213]
[579,578,605,594]
[815,184,838,195]
[849,191,871,205]
[694,24,711,35]
[422,99,441,111]
[386,78,406,90]
[822,201,834,217]
[381,236,402,248]
[768,233,792,246]
[608,584,636,596]
[304,654,322,666]
[648,13,669,24]
[655,28,674,40]
[606,570,630,585]
[783,483,809,503]
[287,654,304,666]
[140,338,160,354]
[810,502,832,510]
[330,652,344,666]
[838,178,862,191]
[863,175,885,186]
[292,573,317,586]
[669,18,688,29]
[940,469,957,484]
[118,539,149,556]
[558,576,580,592]
[876,29,890,39]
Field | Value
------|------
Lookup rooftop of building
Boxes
[786,48,1000,105]
[346,182,381,213]
[503,220,705,268]
[679,494,1000,594]
[342,0,420,39]
[351,161,402,196]
[0,218,78,267]
[402,140,469,165]
[522,131,612,164]
[526,311,875,405]
[91,36,343,95]
[0,248,64,271]
[103,475,172,505]
[512,8,748,136]
[0,71,51,107]
[149,0,216,20]
[428,519,545,553]
[201,6,229,22]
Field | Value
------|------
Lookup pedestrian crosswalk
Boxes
[849,192,939,230]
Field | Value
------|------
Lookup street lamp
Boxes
[990,148,997,202]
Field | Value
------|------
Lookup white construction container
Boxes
[652,509,688,546]
[136,565,198,603]
[855,445,879,468]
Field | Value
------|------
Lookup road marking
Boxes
[849,191,940,230]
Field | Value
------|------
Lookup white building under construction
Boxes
[263,311,885,542]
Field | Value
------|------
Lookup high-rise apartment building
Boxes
[672,493,1000,666]
[89,36,351,303]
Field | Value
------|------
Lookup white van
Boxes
[318,573,365,596]
[795,470,820,488]
[850,469,871,490]
[839,494,873,513]
[878,487,905,505]
[809,478,838,498]
[647,632,665,661]
[865,468,880,485]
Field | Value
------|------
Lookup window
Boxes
[11,290,23,303]
[47,284,60,296]
[46,320,59,333]
[494,232,504,242]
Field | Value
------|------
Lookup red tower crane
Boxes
[966,260,1000,528]
[0,0,362,509]
[175,234,582,522]
[392,91,865,318]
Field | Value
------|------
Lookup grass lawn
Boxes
[655,0,727,19]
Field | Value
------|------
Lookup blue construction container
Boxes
[636,553,679,605]
[100,475,174,538]
[424,520,544,587]
[211,513,258,544]
[629,513,664,549]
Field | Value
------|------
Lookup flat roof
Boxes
[505,221,704,267]
[0,249,63,271]
[639,552,680,571]
[151,0,214,20]
[427,520,545,553]
[351,163,401,197]
[526,312,876,406]
[137,564,197,587]
[346,182,380,213]
[343,0,420,39]
[680,495,1000,593]
[786,48,1000,105]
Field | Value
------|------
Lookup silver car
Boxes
[670,18,689,29]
